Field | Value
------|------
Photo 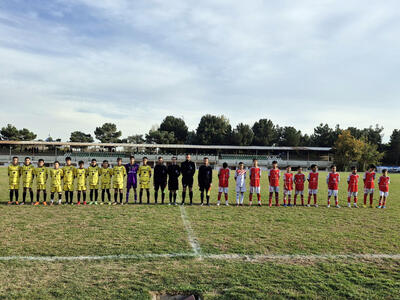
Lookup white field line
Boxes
[0,253,196,261]
[1,253,400,262]
[179,205,202,257]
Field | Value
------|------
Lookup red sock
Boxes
[313,194,317,205]
[354,197,357,203]
[363,193,367,205]
[288,196,291,205]
[383,197,386,206]
[283,196,287,205]
[308,194,311,205]
[327,196,331,205]
[224,193,228,201]
[301,195,304,206]
[335,198,338,206]
[269,192,273,206]
[218,192,222,201]
[347,196,351,203]
[257,194,261,201]
[294,194,297,205]
[370,194,373,205]
[249,193,253,202]
[275,194,279,205]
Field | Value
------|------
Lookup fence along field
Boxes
[0,167,399,299]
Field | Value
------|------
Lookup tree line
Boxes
[1,115,400,168]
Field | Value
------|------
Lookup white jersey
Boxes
[234,169,247,188]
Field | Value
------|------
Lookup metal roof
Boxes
[0,140,332,151]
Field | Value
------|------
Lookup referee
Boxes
[180,154,196,205]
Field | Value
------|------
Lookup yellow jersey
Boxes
[35,167,48,185]
[62,165,76,184]
[112,165,126,185]
[21,164,35,183]
[100,167,113,185]
[50,168,63,186]
[8,164,21,185]
[139,165,152,182]
[87,165,100,186]
[76,168,87,186]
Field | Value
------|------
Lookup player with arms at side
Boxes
[327,164,340,208]
[49,161,63,205]
[167,156,181,205]
[283,165,294,207]
[113,157,127,205]
[100,160,113,205]
[377,169,390,209]
[125,156,139,204]
[268,161,280,207]
[139,157,152,204]
[294,166,306,206]
[347,166,359,208]
[198,157,213,206]
[307,164,319,207]
[153,156,168,204]
[249,158,262,206]
[235,162,246,206]
[21,157,35,205]
[34,159,48,205]
[76,160,87,205]
[363,165,376,208]
[180,154,196,205]
[217,162,230,206]
[62,157,76,205]
[88,159,100,205]
[8,156,21,205]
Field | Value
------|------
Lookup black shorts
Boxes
[168,179,179,191]
[182,176,194,188]
[199,184,211,191]
[154,181,167,191]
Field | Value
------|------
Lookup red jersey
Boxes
[218,168,230,188]
[347,173,359,193]
[268,169,280,187]
[327,172,340,190]
[308,172,319,190]
[294,173,305,191]
[283,173,293,190]
[363,171,376,189]
[378,176,390,192]
[250,167,261,187]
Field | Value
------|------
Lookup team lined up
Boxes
[6,154,390,208]
[229,160,390,208]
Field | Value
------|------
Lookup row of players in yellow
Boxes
[7,156,151,205]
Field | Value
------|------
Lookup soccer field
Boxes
[0,167,399,299]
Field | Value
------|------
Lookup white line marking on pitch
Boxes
[1,253,399,262]
[179,205,202,257]
[0,253,196,261]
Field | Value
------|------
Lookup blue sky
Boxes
[0,0,399,142]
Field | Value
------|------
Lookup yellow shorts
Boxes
[51,185,62,193]
[77,184,87,191]
[113,183,124,190]
[36,184,47,190]
[9,183,19,190]
[89,184,99,190]
[140,181,150,189]
[101,184,111,190]
[23,181,33,188]
[63,183,74,191]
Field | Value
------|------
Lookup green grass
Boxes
[0,167,399,299]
